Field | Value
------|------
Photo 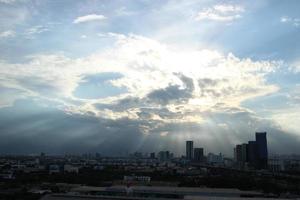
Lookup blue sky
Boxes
[0,0,300,155]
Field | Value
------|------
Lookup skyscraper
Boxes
[158,151,170,162]
[241,143,248,162]
[248,141,258,168]
[235,144,242,162]
[194,148,204,162]
[150,152,155,159]
[255,132,268,169]
[186,141,193,160]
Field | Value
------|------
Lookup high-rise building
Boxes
[150,152,155,159]
[194,148,204,162]
[248,141,258,168]
[256,132,268,169]
[241,143,248,162]
[186,141,193,160]
[235,144,242,162]
[234,132,268,170]
[234,147,236,161]
[158,151,170,162]
[235,144,247,169]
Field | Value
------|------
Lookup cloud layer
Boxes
[0,0,300,155]
[1,34,295,155]
[0,35,279,116]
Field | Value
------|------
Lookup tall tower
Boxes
[194,148,204,162]
[241,143,248,162]
[255,132,268,169]
[235,144,242,162]
[186,141,193,160]
[248,141,258,168]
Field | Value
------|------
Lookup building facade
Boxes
[256,132,268,169]
[186,141,193,160]
[193,148,204,162]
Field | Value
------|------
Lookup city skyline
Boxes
[0,0,300,155]
[0,131,270,160]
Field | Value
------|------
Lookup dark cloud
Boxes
[176,73,194,91]
[147,85,190,104]
[94,96,142,112]
[0,99,145,155]
[198,78,231,97]
[0,98,299,156]
[147,73,194,105]
[198,78,220,88]
[93,74,195,111]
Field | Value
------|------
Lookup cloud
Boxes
[289,60,300,73]
[0,0,28,3]
[271,108,300,134]
[0,32,298,154]
[264,85,300,134]
[0,1,30,29]
[0,99,146,155]
[0,1,299,155]
[73,73,127,99]
[280,16,300,27]
[0,0,18,3]
[1,33,294,150]
[115,6,138,16]
[0,98,299,155]
[280,16,291,23]
[73,14,106,24]
[147,73,194,105]
[147,85,191,105]
[0,87,24,107]
[25,25,49,35]
[0,34,280,114]
[98,32,127,40]
[23,25,49,39]
[195,4,244,22]
[0,30,15,38]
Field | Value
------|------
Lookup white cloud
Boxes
[0,34,280,124]
[272,108,300,134]
[0,0,28,3]
[280,16,291,23]
[0,0,18,3]
[0,30,15,38]
[115,6,138,16]
[73,14,106,24]
[280,16,300,27]
[98,32,127,40]
[195,4,244,22]
[214,4,244,13]
[289,60,300,73]
[24,25,49,38]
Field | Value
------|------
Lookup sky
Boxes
[0,0,300,156]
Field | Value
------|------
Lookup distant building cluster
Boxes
[234,132,268,170]
[1,130,300,182]
[185,140,223,166]
[1,131,300,199]
[186,141,206,162]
